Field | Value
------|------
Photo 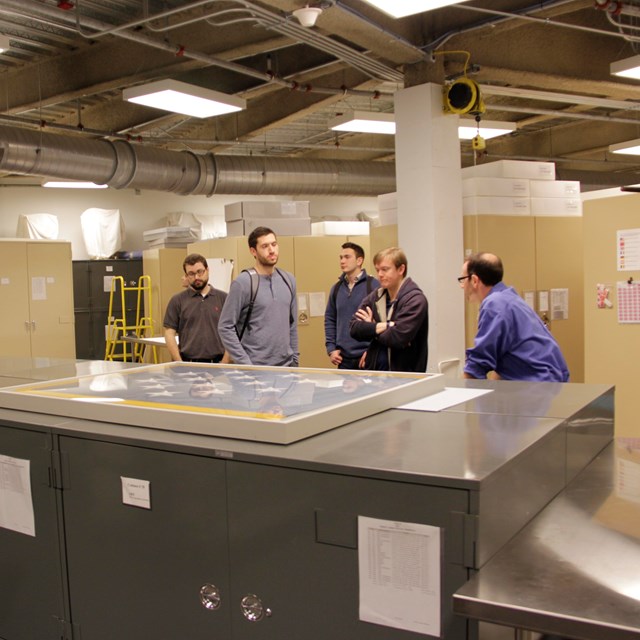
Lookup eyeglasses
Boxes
[186,268,207,278]
[457,274,472,284]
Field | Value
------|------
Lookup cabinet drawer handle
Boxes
[241,594,272,622]
[199,583,222,611]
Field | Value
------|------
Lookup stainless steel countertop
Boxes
[0,357,139,387]
[454,440,640,640]
[443,378,613,420]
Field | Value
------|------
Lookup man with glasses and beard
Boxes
[219,226,298,366]
[163,253,227,363]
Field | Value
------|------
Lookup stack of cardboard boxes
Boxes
[224,201,311,236]
[462,160,581,217]
[143,226,200,248]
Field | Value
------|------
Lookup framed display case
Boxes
[0,363,444,444]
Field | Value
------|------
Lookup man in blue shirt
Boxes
[460,252,569,382]
[324,242,378,369]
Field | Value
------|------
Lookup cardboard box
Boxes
[529,180,580,198]
[143,226,199,247]
[311,221,370,236]
[462,177,530,197]
[378,192,397,211]
[226,217,312,237]
[462,160,555,181]
[225,201,310,222]
[530,197,582,217]
[377,210,397,225]
[462,196,531,216]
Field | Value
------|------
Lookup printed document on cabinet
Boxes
[0,455,35,537]
[358,515,440,636]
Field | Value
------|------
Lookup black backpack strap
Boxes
[366,274,373,294]
[330,276,342,307]
[237,268,259,340]
[275,267,295,325]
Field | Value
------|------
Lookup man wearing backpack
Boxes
[218,226,299,366]
[324,242,379,369]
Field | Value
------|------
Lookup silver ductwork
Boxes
[0,126,395,196]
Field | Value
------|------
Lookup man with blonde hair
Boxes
[350,247,428,372]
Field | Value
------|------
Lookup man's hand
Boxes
[355,306,373,323]
[329,349,343,366]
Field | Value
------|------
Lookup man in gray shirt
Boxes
[163,253,227,363]
[218,226,298,366]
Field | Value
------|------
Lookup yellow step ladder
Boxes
[105,275,158,363]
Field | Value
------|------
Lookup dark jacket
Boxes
[350,277,429,372]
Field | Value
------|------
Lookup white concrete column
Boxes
[394,82,465,376]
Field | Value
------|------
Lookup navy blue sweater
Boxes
[324,271,378,359]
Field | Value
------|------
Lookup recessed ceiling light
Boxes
[43,181,108,189]
[329,111,396,134]
[611,54,640,80]
[123,79,246,118]
[0,34,10,53]
[609,138,640,155]
[359,0,470,19]
[458,120,516,140]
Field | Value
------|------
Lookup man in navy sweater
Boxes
[324,242,379,369]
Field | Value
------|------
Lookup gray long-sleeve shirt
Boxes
[218,269,299,366]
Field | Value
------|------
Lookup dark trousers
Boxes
[180,354,223,363]
[338,356,362,370]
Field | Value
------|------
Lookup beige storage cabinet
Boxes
[0,239,75,358]
[142,248,187,362]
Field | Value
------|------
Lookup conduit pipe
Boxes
[0,125,395,196]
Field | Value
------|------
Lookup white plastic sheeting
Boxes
[80,207,124,259]
[16,213,59,239]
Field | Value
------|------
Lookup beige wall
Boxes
[583,194,640,437]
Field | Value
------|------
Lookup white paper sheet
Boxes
[398,387,492,412]
[207,258,234,293]
[121,476,151,509]
[308,291,326,317]
[358,515,440,636]
[31,276,47,301]
[0,455,36,536]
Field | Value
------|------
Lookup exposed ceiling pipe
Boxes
[0,125,395,196]
[0,0,401,100]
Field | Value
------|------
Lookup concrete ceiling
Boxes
[2,0,640,191]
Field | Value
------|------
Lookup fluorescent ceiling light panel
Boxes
[43,181,108,189]
[458,120,516,140]
[123,79,246,118]
[329,111,396,134]
[610,138,640,155]
[0,34,10,53]
[611,54,640,80]
[359,0,470,18]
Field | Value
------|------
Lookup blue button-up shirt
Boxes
[464,282,569,382]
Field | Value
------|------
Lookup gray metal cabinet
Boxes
[226,461,470,640]
[53,437,474,640]
[0,424,67,640]
[59,436,230,640]
[72,259,142,359]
